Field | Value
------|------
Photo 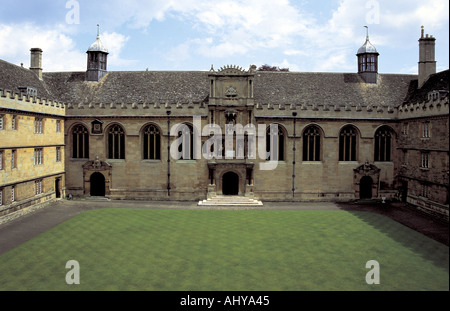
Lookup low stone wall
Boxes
[0,192,58,225]
[407,194,449,222]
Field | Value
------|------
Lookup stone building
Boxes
[0,50,65,216]
[0,26,448,221]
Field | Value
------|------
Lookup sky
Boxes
[0,0,448,74]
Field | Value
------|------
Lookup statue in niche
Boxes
[93,155,101,169]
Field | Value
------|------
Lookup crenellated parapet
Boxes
[0,88,66,116]
[65,100,208,116]
[254,101,396,119]
[398,90,449,119]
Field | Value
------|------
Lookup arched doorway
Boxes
[90,172,106,196]
[360,176,373,199]
[222,172,239,195]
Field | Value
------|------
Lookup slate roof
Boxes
[253,71,414,108]
[403,70,449,104]
[42,71,211,104]
[0,59,53,98]
[1,57,418,108]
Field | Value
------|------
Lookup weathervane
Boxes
[364,25,369,40]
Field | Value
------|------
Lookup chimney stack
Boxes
[30,48,43,79]
[418,26,436,88]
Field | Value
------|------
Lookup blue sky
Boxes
[0,0,448,74]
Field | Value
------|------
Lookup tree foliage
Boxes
[257,64,289,72]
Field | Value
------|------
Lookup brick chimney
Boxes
[418,26,436,89]
[30,48,43,79]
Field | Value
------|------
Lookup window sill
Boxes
[142,159,162,163]
[175,160,197,163]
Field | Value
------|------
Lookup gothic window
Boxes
[72,125,89,159]
[108,124,125,159]
[374,126,392,162]
[266,125,285,161]
[339,126,357,161]
[303,126,321,161]
[143,124,161,160]
[0,115,3,130]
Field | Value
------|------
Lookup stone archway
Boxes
[83,156,112,197]
[90,172,106,196]
[222,171,239,195]
[353,161,380,200]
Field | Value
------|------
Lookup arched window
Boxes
[339,125,357,161]
[266,124,285,161]
[374,126,392,162]
[143,124,161,160]
[177,124,194,160]
[72,124,89,158]
[108,124,125,159]
[303,126,321,161]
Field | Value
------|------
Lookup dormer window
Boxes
[18,86,37,96]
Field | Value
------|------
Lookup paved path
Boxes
[0,198,448,255]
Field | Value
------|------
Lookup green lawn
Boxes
[0,209,448,291]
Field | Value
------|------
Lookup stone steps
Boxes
[198,195,263,206]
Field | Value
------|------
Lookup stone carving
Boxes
[225,86,237,97]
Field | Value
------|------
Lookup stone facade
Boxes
[0,27,448,221]
[0,88,66,216]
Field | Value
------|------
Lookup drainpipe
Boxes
[167,110,171,197]
[292,112,297,198]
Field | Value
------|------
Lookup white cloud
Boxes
[0,22,134,71]
[100,32,136,68]
[0,23,85,71]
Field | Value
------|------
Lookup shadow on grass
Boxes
[337,201,449,273]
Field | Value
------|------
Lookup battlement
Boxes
[398,90,449,119]
[0,88,66,116]
[65,100,208,116]
[254,101,396,119]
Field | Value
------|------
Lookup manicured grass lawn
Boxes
[0,209,448,291]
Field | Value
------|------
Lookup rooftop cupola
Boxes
[357,26,379,84]
[86,25,108,82]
